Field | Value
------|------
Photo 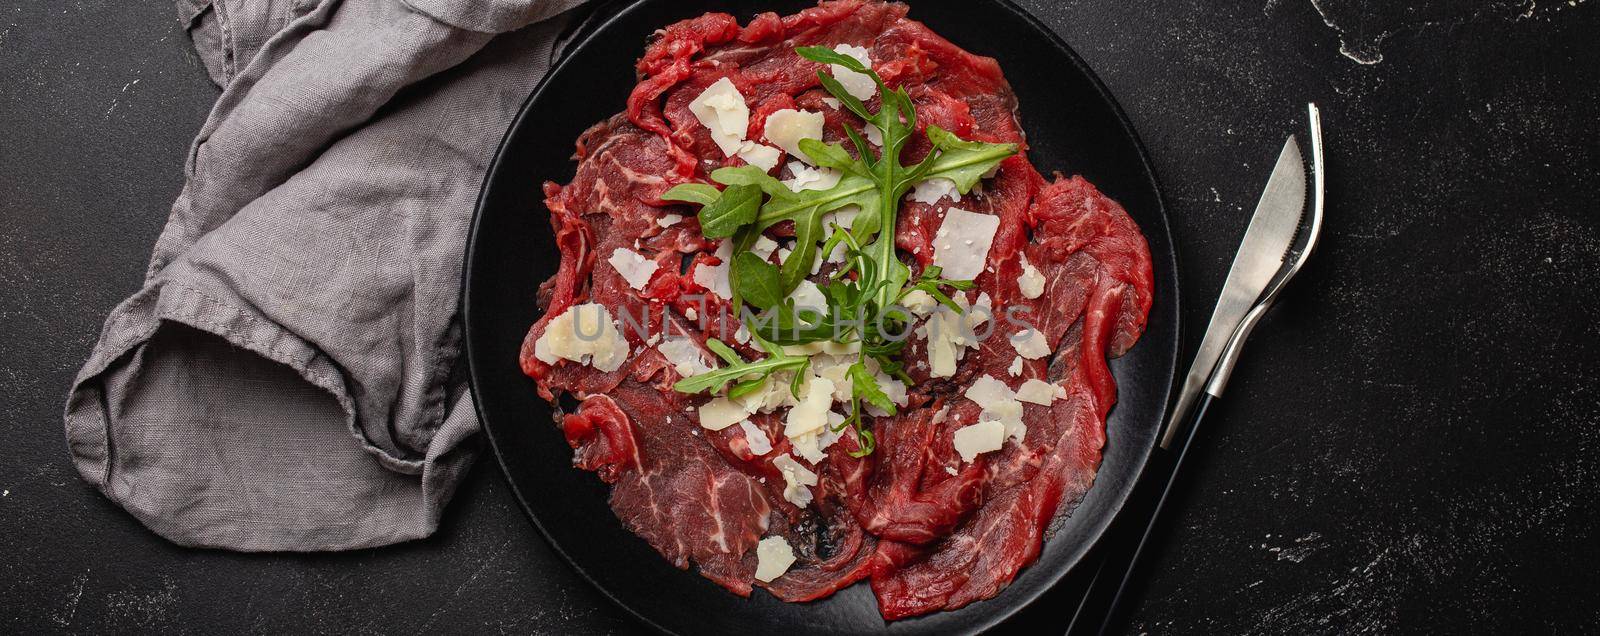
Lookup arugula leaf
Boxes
[728,376,768,401]
[795,45,867,72]
[788,358,811,399]
[751,177,879,293]
[671,344,808,396]
[796,47,874,119]
[849,362,897,416]
[900,264,977,312]
[872,354,912,386]
[704,338,742,365]
[798,139,867,178]
[734,252,784,310]
[696,183,761,238]
[923,125,1018,192]
[710,165,795,200]
[661,183,722,206]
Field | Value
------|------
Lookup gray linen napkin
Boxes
[63,0,588,551]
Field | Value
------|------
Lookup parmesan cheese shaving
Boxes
[910,177,960,204]
[606,247,657,290]
[533,303,627,372]
[656,337,713,377]
[736,141,782,172]
[698,397,750,431]
[932,208,1000,281]
[1016,379,1061,406]
[762,109,825,164]
[688,77,748,157]
[772,454,818,507]
[953,421,1006,463]
[740,420,773,456]
[1017,255,1046,299]
[783,161,842,192]
[830,44,877,101]
[784,376,836,439]
[754,536,797,582]
[1011,327,1051,360]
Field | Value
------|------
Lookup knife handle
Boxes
[1068,392,1215,635]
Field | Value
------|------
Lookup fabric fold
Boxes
[64,0,586,551]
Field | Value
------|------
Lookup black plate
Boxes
[463,1,1180,633]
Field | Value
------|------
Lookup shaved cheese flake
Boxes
[921,315,960,377]
[863,122,883,147]
[917,293,992,378]
[1017,255,1045,299]
[965,373,1027,442]
[830,44,877,101]
[754,535,797,582]
[811,356,855,402]
[784,376,836,439]
[783,161,842,192]
[533,303,627,372]
[866,370,908,417]
[752,235,780,260]
[607,247,657,290]
[790,430,824,463]
[740,420,773,456]
[698,397,751,431]
[965,375,1015,410]
[1008,356,1024,376]
[821,97,841,109]
[910,177,960,204]
[688,77,749,156]
[1016,379,1061,406]
[734,374,799,414]
[1011,327,1051,359]
[736,141,782,172]
[953,421,1007,463]
[763,109,826,164]
[932,208,1000,281]
[772,454,818,507]
[787,279,827,314]
[656,337,713,377]
[880,373,908,406]
[692,261,731,299]
[692,240,734,300]
[950,293,993,346]
[900,289,937,316]
[657,213,683,228]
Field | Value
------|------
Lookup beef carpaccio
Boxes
[519,0,1153,620]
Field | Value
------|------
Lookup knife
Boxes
[1162,133,1309,448]
[1067,104,1326,635]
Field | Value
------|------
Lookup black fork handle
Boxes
[1068,392,1215,635]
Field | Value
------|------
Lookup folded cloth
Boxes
[63,0,589,551]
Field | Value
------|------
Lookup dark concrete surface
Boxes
[2,0,1596,633]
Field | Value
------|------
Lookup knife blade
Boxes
[1160,136,1308,448]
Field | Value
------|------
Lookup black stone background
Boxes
[2,0,1597,633]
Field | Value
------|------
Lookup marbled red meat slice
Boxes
[520,0,1154,620]
[867,176,1151,618]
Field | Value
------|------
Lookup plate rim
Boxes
[462,1,1181,632]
